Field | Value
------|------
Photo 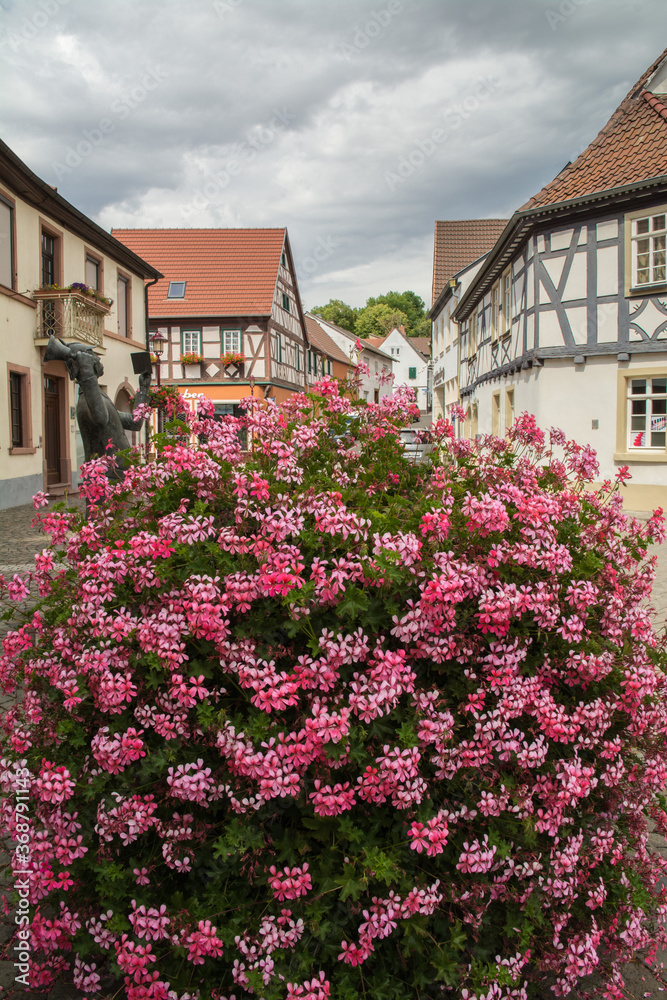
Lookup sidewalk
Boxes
[1,499,667,998]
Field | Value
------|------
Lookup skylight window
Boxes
[167,281,186,298]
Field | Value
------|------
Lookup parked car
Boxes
[400,428,433,464]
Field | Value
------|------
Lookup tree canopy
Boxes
[355,304,409,340]
[310,290,430,339]
[310,298,357,334]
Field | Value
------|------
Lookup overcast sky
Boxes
[1,0,665,310]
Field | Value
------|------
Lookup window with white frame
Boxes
[222,330,241,354]
[632,213,667,287]
[182,329,202,355]
[628,377,667,449]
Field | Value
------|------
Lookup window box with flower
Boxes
[221,351,245,377]
[180,352,203,379]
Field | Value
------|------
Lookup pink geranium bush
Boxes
[1,379,667,1000]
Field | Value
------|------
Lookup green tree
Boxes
[411,315,432,338]
[355,304,409,340]
[311,299,358,333]
[364,291,426,336]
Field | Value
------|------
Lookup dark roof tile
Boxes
[432,219,508,305]
[522,47,667,210]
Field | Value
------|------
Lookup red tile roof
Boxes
[304,316,353,366]
[522,47,667,210]
[432,219,508,305]
[309,315,392,360]
[409,336,431,358]
[111,228,287,316]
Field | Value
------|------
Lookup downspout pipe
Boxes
[144,277,159,349]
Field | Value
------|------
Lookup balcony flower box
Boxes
[180,352,203,379]
[222,351,246,379]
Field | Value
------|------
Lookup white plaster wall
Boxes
[382,329,429,408]
[550,228,573,252]
[562,252,587,302]
[597,246,618,297]
[473,357,667,490]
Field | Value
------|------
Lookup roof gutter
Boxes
[454,172,667,321]
[428,279,456,320]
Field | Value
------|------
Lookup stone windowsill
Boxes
[614,451,667,464]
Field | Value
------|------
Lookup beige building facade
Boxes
[0,139,160,509]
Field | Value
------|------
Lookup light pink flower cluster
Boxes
[267,863,312,901]
[2,386,667,999]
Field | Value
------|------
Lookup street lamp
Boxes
[149,331,167,387]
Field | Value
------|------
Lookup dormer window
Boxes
[646,57,667,95]
[167,280,186,298]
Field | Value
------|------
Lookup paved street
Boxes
[1,497,667,998]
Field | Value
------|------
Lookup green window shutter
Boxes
[307,350,312,373]
[409,366,417,379]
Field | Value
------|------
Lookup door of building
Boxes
[44,375,62,485]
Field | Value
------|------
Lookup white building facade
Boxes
[307,314,394,402]
[370,328,430,412]
[431,258,489,425]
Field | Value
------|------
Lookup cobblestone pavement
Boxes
[1,499,667,997]
[0,496,85,576]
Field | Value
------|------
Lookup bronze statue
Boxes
[43,336,151,479]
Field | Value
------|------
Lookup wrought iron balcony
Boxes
[33,288,110,349]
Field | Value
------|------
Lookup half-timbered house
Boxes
[454,47,667,510]
[112,228,309,419]
[306,314,394,403]
[429,220,508,425]
[304,315,355,387]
